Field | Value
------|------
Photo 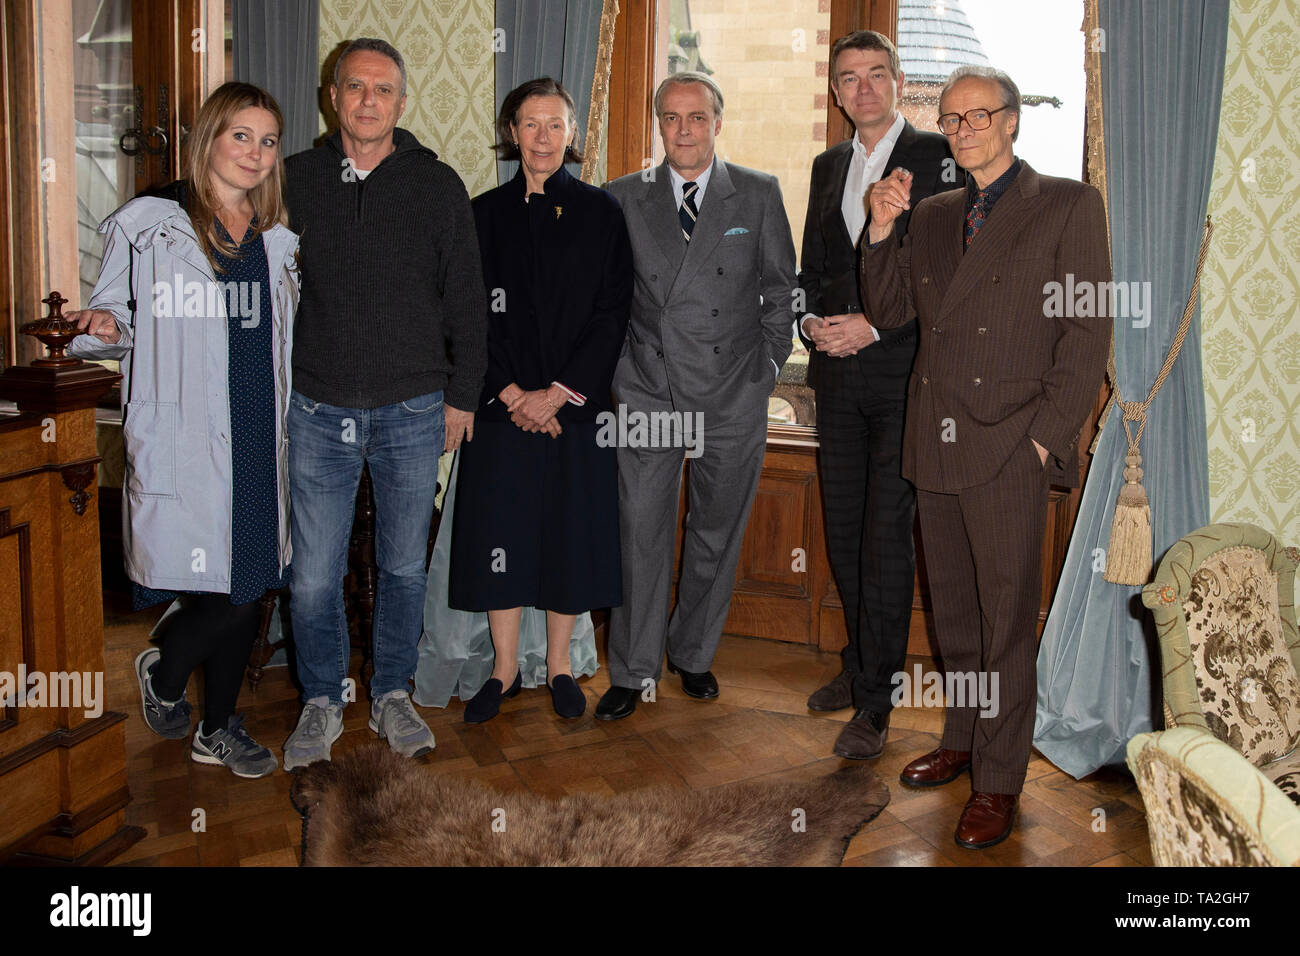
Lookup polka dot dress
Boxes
[133,218,285,609]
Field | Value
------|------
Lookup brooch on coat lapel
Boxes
[555,206,563,220]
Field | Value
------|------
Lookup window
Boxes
[653,0,832,427]
[898,0,1085,179]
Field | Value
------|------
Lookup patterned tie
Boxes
[964,189,990,249]
[679,181,699,242]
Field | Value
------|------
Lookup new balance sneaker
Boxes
[134,647,192,739]
[191,714,277,778]
[370,689,435,758]
[283,697,344,772]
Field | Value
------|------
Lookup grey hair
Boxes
[654,71,724,118]
[334,37,407,97]
[940,65,1021,141]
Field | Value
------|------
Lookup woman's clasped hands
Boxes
[499,383,563,437]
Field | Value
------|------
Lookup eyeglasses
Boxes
[936,106,1011,135]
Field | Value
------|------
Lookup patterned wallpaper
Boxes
[1202,0,1300,542]
[318,0,497,197]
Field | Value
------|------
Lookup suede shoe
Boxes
[464,671,522,724]
[955,791,1018,849]
[595,685,640,721]
[135,647,192,739]
[547,674,586,719]
[283,697,344,772]
[192,714,277,779]
[899,747,971,788]
[832,708,889,759]
[666,659,718,699]
[370,689,436,757]
[807,670,854,712]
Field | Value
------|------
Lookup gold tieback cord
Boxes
[580,0,620,185]
[1100,214,1214,585]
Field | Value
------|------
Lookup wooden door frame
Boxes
[3,0,43,367]
[607,0,654,181]
[1,0,212,367]
[130,0,208,195]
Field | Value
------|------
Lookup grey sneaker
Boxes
[283,697,345,772]
[370,689,435,758]
[191,714,277,778]
[135,647,192,738]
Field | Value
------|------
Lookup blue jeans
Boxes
[287,389,444,703]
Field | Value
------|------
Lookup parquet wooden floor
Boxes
[102,593,1151,867]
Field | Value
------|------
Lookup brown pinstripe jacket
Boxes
[860,161,1111,492]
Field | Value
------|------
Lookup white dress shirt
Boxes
[801,111,906,342]
[841,111,905,246]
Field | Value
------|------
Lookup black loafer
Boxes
[595,685,640,721]
[464,671,521,724]
[547,674,586,719]
[666,659,718,699]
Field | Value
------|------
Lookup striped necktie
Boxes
[679,181,699,242]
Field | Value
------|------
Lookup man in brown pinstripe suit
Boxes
[860,65,1110,848]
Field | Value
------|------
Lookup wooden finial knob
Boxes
[42,290,68,319]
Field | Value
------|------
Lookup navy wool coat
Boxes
[449,165,633,614]
[471,165,632,421]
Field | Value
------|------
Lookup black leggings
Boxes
[149,593,262,731]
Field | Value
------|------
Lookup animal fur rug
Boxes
[290,745,889,866]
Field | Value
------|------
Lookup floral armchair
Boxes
[1126,522,1300,865]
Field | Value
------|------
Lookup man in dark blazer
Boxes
[596,72,797,720]
[797,30,952,761]
[862,65,1110,848]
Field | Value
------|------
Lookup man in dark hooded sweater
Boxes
[281,37,487,769]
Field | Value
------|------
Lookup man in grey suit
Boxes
[596,71,797,720]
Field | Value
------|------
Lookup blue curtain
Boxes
[1033,0,1228,778]
[232,0,320,159]
[495,0,604,185]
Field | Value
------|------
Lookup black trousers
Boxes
[814,351,916,713]
[149,592,261,731]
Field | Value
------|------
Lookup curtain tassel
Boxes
[1103,450,1151,584]
[1098,215,1212,587]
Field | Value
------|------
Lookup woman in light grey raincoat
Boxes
[67,82,299,779]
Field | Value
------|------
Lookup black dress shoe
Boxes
[595,685,640,721]
[464,671,521,724]
[666,659,718,699]
[547,674,586,719]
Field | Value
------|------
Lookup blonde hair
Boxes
[183,81,289,269]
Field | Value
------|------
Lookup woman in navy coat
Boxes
[450,78,632,721]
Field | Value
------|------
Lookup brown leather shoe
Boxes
[898,747,971,788]
[807,671,854,712]
[832,708,889,759]
[954,791,1018,849]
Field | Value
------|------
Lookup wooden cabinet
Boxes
[676,388,1104,656]
[0,358,143,864]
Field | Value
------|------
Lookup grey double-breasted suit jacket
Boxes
[607,158,796,419]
